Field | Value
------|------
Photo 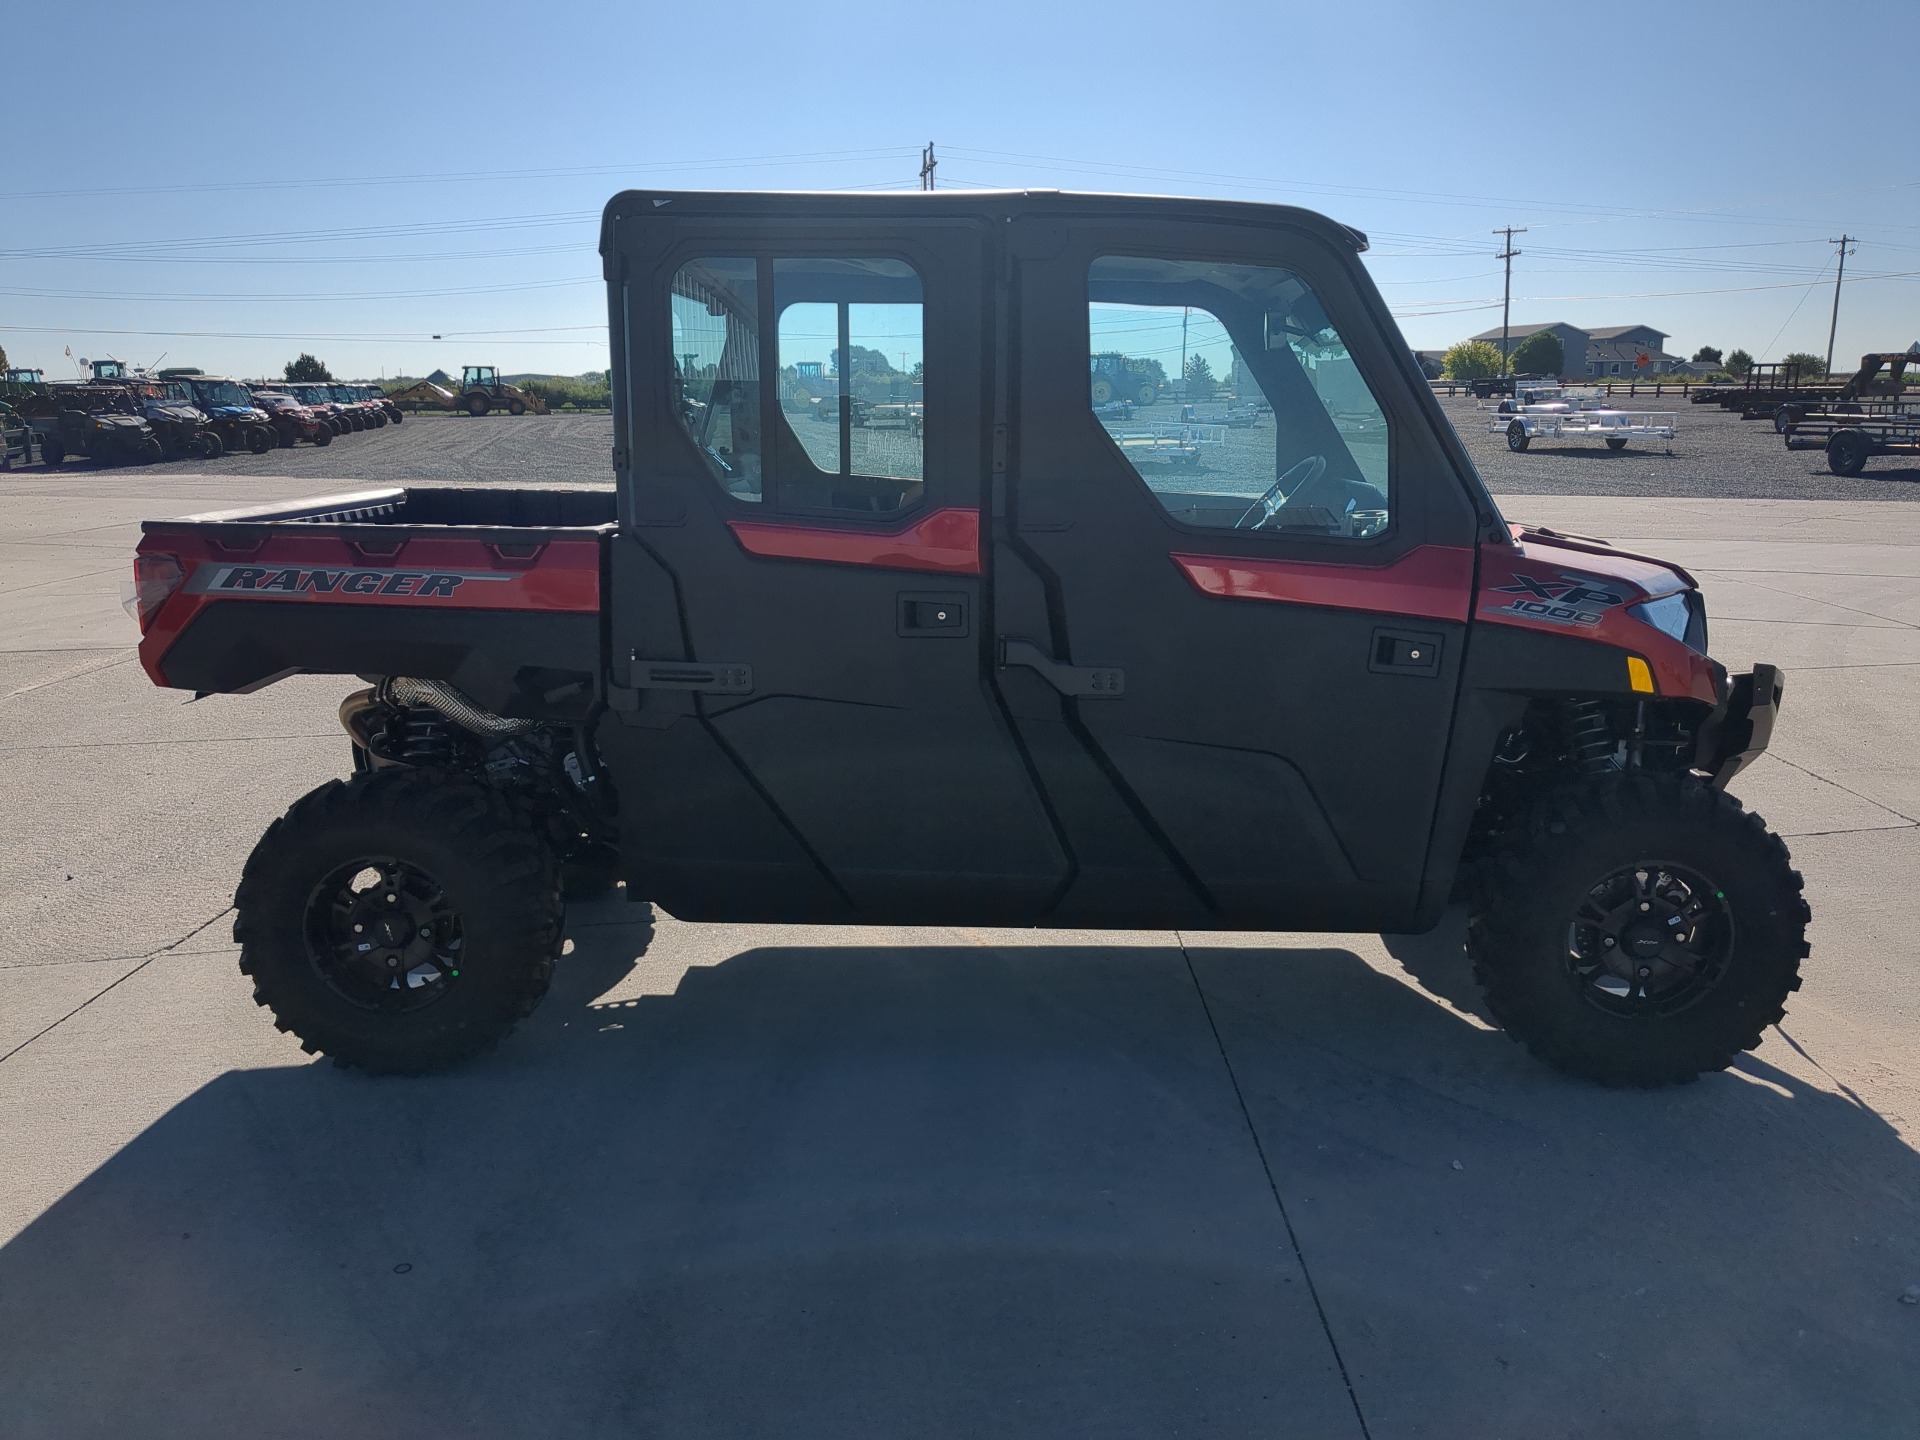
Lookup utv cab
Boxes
[183,377,276,454]
[131,190,1804,1087]
[30,383,161,466]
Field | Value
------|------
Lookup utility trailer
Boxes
[1487,384,1676,452]
[1104,420,1226,467]
[127,188,1803,1089]
[1783,412,1920,476]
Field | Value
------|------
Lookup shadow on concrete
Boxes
[3,917,1918,1439]
[0,919,1363,1440]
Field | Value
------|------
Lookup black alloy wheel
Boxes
[1467,775,1809,1086]
[1506,419,1530,451]
[1565,861,1732,1018]
[305,857,464,1013]
[234,771,564,1074]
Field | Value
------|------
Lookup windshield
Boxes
[191,380,253,408]
[330,386,358,403]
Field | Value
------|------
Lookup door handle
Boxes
[1368,627,1442,676]
[998,638,1125,697]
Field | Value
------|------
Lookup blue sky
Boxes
[6,0,1915,380]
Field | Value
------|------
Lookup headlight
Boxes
[1629,592,1707,652]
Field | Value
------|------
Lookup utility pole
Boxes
[1493,226,1527,374]
[919,142,937,191]
[1825,234,1855,377]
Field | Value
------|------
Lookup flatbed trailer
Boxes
[1491,406,1676,453]
[1783,412,1920,476]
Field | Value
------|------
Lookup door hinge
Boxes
[998,638,1124,698]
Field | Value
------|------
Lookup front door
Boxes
[996,216,1482,930]
[600,208,1066,924]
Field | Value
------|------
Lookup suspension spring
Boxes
[1568,701,1617,774]
[399,705,454,766]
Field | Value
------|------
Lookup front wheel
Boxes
[467,394,489,417]
[247,425,273,454]
[311,424,332,447]
[507,399,526,416]
[199,431,224,460]
[41,438,64,466]
[233,771,564,1074]
[1506,419,1530,452]
[1468,775,1809,1087]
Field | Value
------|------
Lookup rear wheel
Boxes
[1506,419,1530,452]
[234,771,563,1075]
[1774,406,1801,434]
[1468,775,1808,1087]
[1827,429,1872,477]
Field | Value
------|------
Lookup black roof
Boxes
[598,189,1369,257]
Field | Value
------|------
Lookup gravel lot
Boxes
[1440,391,1920,500]
[134,412,616,488]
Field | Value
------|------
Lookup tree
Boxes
[1724,349,1753,377]
[0,342,8,372]
[1184,353,1217,399]
[1691,345,1723,366]
[1782,352,1828,380]
[1441,340,1505,380]
[284,353,333,382]
[1508,329,1564,376]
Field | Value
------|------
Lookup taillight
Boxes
[126,552,185,632]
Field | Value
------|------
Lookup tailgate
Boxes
[136,487,614,716]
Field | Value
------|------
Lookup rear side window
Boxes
[774,258,924,514]
[1088,255,1391,539]
[667,255,925,516]
[671,257,763,502]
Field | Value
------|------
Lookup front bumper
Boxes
[1695,664,1783,788]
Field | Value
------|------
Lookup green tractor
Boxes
[1089,351,1163,407]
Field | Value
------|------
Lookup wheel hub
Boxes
[306,858,464,1011]
[1567,863,1732,1016]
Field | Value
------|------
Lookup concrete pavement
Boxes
[2,466,1918,1438]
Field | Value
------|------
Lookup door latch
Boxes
[1368,627,1442,676]
[998,638,1125,698]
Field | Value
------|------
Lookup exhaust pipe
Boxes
[381,677,538,737]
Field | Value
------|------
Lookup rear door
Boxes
[600,202,1066,924]
[996,213,1482,930]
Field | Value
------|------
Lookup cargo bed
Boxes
[136,486,616,717]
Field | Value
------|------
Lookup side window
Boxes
[1088,256,1391,539]
[671,257,763,501]
[774,258,924,514]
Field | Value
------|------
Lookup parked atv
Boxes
[331,384,386,429]
[26,383,162,466]
[134,380,224,460]
[253,390,334,447]
[182,377,276,455]
[279,384,349,434]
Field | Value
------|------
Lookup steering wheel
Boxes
[1236,453,1328,530]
